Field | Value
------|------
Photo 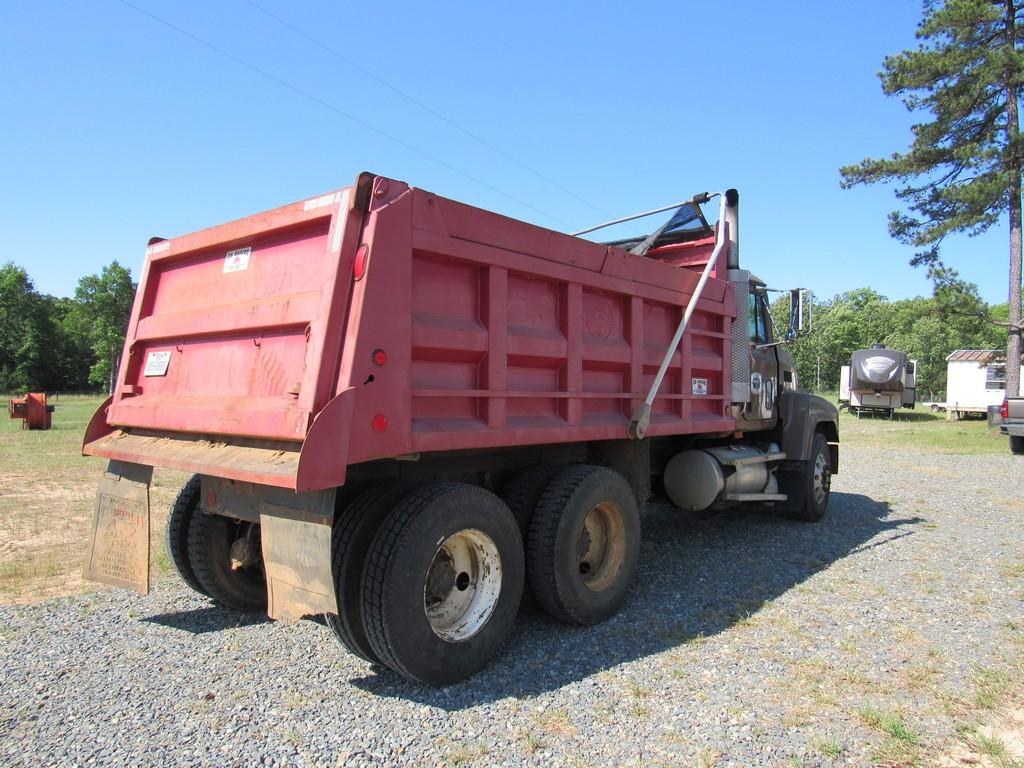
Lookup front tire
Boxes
[793,433,831,522]
[361,483,524,686]
[527,465,640,625]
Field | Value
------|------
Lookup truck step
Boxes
[723,492,788,502]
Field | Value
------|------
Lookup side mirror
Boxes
[789,288,812,337]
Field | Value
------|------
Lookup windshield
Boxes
[595,200,713,252]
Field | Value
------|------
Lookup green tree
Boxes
[49,295,93,390]
[0,263,63,391]
[71,262,136,393]
[772,285,1004,397]
[839,0,1024,396]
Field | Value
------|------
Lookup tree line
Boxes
[772,285,1009,399]
[0,261,134,393]
[840,0,1023,397]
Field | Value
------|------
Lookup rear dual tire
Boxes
[187,511,267,613]
[359,484,524,686]
[500,464,563,611]
[167,475,268,612]
[324,483,422,664]
[328,467,641,685]
[166,475,208,597]
[527,465,640,625]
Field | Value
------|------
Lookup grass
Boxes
[974,667,1013,710]
[0,394,189,604]
[810,389,1009,455]
[812,736,841,758]
[695,747,720,768]
[857,705,923,764]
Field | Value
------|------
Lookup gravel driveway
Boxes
[2,445,1022,767]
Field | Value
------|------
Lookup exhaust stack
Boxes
[725,188,739,269]
[724,188,749,403]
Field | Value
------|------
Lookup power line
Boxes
[245,0,617,220]
[116,0,577,229]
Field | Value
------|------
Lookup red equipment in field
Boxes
[9,392,54,430]
[83,173,735,491]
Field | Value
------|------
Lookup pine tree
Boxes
[840,0,1024,396]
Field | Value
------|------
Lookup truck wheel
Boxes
[1011,436,1024,455]
[361,483,524,686]
[188,512,267,612]
[500,464,562,611]
[325,483,421,664]
[527,465,640,625]
[165,475,209,597]
[793,433,831,523]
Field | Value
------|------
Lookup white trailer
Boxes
[937,350,1024,420]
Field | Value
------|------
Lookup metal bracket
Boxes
[628,193,728,440]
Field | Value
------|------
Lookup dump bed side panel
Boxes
[87,176,737,491]
[336,181,736,470]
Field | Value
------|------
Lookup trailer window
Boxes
[985,363,1006,390]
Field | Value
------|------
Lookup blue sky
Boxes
[0,1,1013,305]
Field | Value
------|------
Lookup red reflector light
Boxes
[353,244,369,280]
[372,414,388,432]
[1002,399,1009,419]
[372,349,387,366]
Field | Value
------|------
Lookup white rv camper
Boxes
[839,345,917,418]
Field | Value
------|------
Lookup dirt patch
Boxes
[941,707,1024,767]
[0,395,188,604]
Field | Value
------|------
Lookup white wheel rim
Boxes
[423,528,502,642]
[812,451,830,505]
[576,502,626,592]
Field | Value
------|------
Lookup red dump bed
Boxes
[84,174,737,491]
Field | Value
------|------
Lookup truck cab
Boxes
[739,277,797,429]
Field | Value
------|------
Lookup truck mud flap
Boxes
[83,460,153,595]
[260,497,337,623]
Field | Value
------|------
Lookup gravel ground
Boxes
[2,445,1023,767]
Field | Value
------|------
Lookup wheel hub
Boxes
[425,550,456,601]
[812,452,831,505]
[423,528,502,642]
[576,502,626,592]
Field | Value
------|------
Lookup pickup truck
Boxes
[1001,397,1024,454]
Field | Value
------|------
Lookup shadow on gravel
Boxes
[142,606,271,634]
[351,491,924,709]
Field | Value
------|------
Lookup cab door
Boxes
[739,289,779,429]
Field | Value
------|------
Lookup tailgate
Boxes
[98,181,368,443]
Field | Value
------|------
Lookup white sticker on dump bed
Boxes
[145,241,170,256]
[303,192,341,211]
[223,247,251,273]
[692,378,708,395]
[143,350,171,377]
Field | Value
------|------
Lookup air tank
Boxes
[664,444,781,512]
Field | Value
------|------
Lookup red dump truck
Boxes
[82,173,838,685]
